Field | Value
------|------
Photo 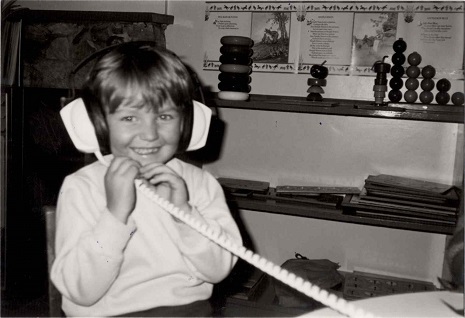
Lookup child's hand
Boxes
[139,163,191,213]
[105,157,141,224]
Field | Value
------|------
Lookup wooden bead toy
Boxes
[419,65,435,104]
[435,78,451,105]
[218,36,253,101]
[372,56,390,105]
[403,51,422,103]
[389,38,406,103]
[419,91,434,104]
[307,60,328,101]
[407,51,422,66]
[451,92,464,106]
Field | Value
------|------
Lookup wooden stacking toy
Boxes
[372,56,390,106]
[218,36,253,101]
[403,51,422,103]
[435,78,451,105]
[419,65,435,104]
[307,60,328,101]
[388,38,406,103]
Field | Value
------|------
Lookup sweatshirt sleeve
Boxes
[173,169,242,283]
[50,176,136,306]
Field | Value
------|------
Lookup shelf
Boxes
[211,94,464,124]
[226,191,456,235]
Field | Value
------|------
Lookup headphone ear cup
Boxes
[60,98,100,153]
[187,101,212,151]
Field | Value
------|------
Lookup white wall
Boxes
[17,0,463,284]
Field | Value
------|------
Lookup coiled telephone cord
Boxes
[135,179,376,318]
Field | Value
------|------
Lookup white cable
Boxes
[135,179,377,318]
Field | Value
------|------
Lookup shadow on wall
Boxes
[178,64,227,166]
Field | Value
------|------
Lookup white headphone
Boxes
[60,98,212,165]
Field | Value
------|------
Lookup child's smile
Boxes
[106,101,182,166]
[132,147,160,156]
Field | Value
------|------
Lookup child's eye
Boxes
[158,114,174,121]
[121,116,136,122]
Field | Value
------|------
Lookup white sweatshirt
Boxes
[51,156,242,317]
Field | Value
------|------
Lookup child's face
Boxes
[105,100,182,166]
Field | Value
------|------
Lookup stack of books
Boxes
[342,174,460,227]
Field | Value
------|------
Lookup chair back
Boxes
[43,206,63,317]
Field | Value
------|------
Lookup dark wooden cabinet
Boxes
[1,9,173,298]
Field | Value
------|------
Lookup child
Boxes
[51,42,242,317]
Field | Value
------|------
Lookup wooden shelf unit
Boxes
[212,94,462,235]
[226,190,456,235]
[211,94,464,124]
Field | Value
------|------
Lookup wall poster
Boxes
[203,1,464,78]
